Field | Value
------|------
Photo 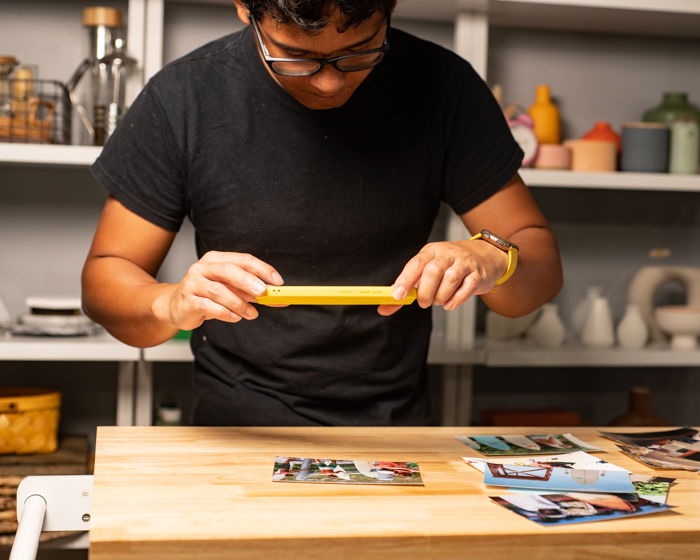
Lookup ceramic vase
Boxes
[571,285,602,338]
[608,386,668,426]
[643,92,700,125]
[669,118,699,174]
[528,84,561,144]
[582,121,622,152]
[0,295,11,330]
[528,303,566,348]
[581,295,615,348]
[616,304,648,349]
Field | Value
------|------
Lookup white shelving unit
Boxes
[0,332,140,427]
[1,0,699,437]
[1,3,699,552]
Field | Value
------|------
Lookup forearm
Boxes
[82,255,179,347]
[480,225,562,317]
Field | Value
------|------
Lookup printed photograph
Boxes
[490,492,673,526]
[272,457,424,485]
[630,474,675,504]
[482,462,635,493]
[456,433,602,456]
[463,451,622,474]
[599,427,699,447]
[617,444,700,472]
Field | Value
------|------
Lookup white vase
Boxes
[571,285,602,338]
[0,295,11,329]
[616,304,649,349]
[528,303,566,348]
[581,295,615,348]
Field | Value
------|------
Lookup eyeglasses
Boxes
[249,14,391,77]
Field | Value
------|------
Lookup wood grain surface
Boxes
[91,426,700,559]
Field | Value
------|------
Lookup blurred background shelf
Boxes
[0,332,138,361]
[485,339,700,367]
[0,143,101,167]
[170,0,700,37]
[520,169,700,192]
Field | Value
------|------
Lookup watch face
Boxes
[510,124,538,167]
[482,229,518,251]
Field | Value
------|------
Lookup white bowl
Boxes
[654,306,700,349]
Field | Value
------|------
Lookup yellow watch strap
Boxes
[469,231,518,286]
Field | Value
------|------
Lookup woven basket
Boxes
[0,388,61,455]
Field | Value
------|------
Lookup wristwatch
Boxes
[470,229,519,286]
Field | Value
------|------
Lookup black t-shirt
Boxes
[91,26,522,426]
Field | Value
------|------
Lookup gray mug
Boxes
[621,123,670,173]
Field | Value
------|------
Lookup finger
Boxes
[433,263,468,306]
[201,261,272,298]
[443,273,479,311]
[204,251,284,287]
[194,278,260,320]
[416,254,454,308]
[187,295,247,324]
[377,304,403,316]
[391,247,436,300]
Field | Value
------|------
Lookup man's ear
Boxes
[232,0,251,25]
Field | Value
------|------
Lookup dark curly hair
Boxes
[240,0,395,32]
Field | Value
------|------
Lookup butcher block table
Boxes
[91,426,700,559]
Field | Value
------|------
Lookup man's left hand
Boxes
[377,239,507,316]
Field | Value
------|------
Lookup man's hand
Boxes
[151,251,284,330]
[377,239,507,316]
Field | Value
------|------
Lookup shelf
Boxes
[485,339,700,367]
[0,332,140,361]
[0,143,101,167]
[486,0,700,38]
[520,169,700,192]
[143,337,487,365]
[167,0,700,37]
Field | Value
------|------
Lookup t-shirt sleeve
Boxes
[441,61,524,215]
[90,79,188,232]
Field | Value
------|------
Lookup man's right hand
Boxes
[151,251,285,330]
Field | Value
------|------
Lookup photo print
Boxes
[272,457,424,485]
[456,433,602,456]
[490,492,673,526]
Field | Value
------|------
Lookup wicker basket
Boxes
[0,388,61,455]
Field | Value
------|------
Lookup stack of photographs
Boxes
[462,449,676,526]
[599,427,700,472]
[455,433,602,456]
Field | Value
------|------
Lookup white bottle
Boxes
[571,285,602,338]
[616,303,649,349]
[528,303,566,348]
[581,295,615,348]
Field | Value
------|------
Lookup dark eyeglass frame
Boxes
[249,13,391,77]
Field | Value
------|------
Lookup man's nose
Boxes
[309,64,345,94]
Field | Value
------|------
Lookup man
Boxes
[82,0,562,426]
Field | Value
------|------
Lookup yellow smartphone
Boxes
[255,286,417,306]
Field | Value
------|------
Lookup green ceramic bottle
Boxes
[643,92,700,124]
